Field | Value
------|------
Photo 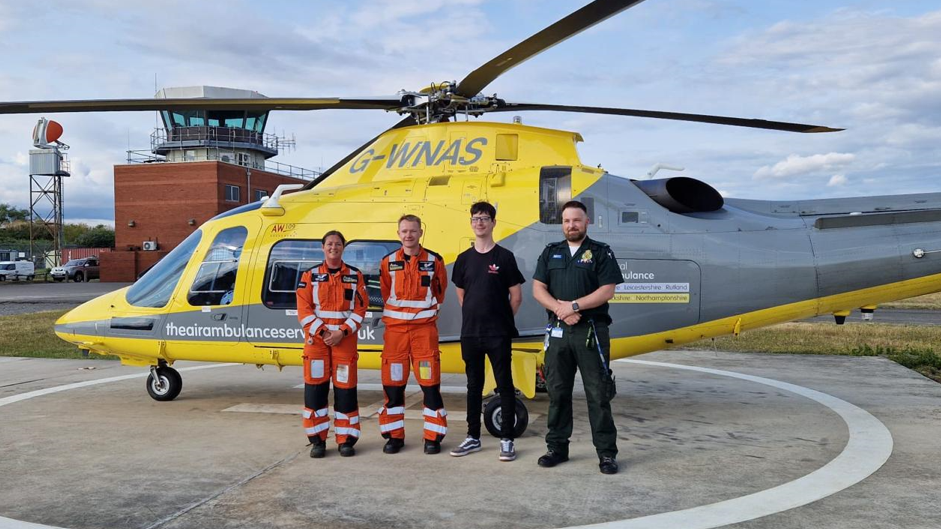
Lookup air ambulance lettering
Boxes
[349,137,489,174]
[342,275,358,284]
[388,261,405,271]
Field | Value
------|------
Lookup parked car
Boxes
[0,261,35,281]
[51,257,99,282]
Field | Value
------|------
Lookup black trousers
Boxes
[461,335,515,440]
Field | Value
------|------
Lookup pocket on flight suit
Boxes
[412,349,441,386]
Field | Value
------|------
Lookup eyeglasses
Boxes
[470,216,492,224]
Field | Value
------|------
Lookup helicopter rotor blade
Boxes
[454,0,647,98]
[492,103,843,133]
[304,115,418,190]
[0,97,404,115]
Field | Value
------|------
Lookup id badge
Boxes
[550,326,563,338]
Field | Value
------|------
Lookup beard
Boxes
[565,228,586,242]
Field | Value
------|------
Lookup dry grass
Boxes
[683,321,941,382]
[0,310,116,360]
[882,292,941,310]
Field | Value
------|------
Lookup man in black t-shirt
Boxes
[449,201,525,462]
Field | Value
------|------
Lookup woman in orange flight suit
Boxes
[296,231,368,458]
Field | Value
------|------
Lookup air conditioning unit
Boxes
[142,241,158,251]
[220,154,234,163]
[237,152,251,167]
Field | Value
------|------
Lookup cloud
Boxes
[754,153,855,180]
[827,174,848,187]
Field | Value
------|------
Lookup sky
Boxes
[0,0,939,226]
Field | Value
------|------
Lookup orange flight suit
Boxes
[378,246,449,442]
[296,262,368,446]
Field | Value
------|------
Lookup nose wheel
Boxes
[147,364,182,401]
[483,396,529,438]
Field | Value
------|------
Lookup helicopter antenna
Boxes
[646,163,684,179]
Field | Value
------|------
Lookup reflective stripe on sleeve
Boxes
[300,315,316,327]
[343,318,359,332]
[309,319,324,335]
[350,313,364,323]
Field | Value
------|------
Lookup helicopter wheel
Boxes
[483,396,529,438]
[146,365,182,401]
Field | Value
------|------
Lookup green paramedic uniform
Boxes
[533,237,624,458]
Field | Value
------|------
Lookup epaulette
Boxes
[381,248,400,260]
[345,264,361,273]
[425,248,443,261]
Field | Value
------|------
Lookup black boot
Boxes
[339,442,356,457]
[423,439,441,455]
[309,438,326,459]
[383,438,404,454]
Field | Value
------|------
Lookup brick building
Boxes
[100,86,316,281]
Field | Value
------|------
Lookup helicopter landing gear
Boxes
[483,395,529,438]
[146,361,182,401]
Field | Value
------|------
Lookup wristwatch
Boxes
[572,301,580,312]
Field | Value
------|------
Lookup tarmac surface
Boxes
[1,350,939,529]
[0,281,131,316]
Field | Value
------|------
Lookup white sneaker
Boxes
[499,438,516,461]
[449,437,482,457]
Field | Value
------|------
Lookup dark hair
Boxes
[322,230,346,245]
[470,201,496,220]
[561,200,587,214]
[398,214,422,228]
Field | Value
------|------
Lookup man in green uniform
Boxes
[532,200,624,475]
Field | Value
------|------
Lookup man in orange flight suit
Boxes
[378,214,449,455]
[296,231,368,458]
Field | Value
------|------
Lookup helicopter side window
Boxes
[343,240,402,309]
[188,227,248,306]
[539,166,572,224]
[127,229,203,308]
[263,240,324,309]
[261,239,401,310]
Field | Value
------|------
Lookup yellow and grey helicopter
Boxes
[3,0,940,436]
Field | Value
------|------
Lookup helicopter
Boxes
[3,0,941,438]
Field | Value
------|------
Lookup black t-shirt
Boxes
[451,244,525,337]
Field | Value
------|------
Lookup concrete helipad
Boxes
[1,350,939,529]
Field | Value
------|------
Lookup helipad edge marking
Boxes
[567,359,894,529]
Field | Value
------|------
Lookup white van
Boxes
[0,261,35,281]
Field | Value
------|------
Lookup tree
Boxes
[0,203,29,228]
[73,225,115,248]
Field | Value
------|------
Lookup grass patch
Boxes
[683,322,941,383]
[881,292,941,310]
[0,310,117,360]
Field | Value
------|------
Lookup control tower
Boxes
[103,86,318,282]
[152,86,281,169]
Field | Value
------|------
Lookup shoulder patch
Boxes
[297,281,307,288]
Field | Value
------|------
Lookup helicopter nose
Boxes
[54,290,120,341]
